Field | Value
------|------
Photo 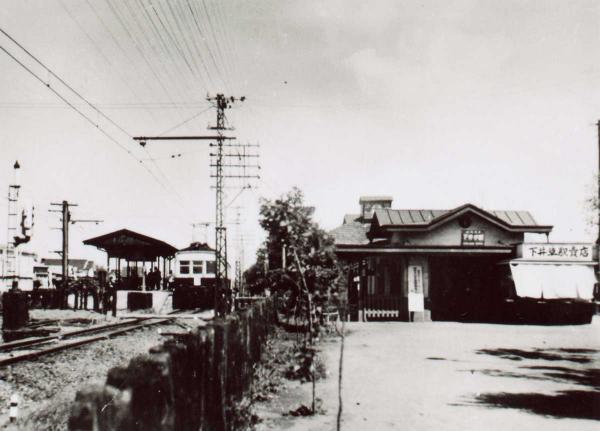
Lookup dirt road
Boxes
[269,319,600,430]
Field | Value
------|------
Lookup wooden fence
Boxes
[364,295,408,321]
[68,297,275,431]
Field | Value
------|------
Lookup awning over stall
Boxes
[509,261,596,300]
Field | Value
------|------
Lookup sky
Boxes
[1,0,600,269]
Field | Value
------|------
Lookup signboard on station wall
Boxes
[516,243,596,262]
[408,265,425,312]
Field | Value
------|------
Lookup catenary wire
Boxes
[0,43,192,221]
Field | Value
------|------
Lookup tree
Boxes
[245,187,344,415]
[245,187,342,321]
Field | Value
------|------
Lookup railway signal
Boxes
[4,161,34,289]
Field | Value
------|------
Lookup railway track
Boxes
[0,310,199,367]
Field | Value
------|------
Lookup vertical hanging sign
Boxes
[408,265,425,312]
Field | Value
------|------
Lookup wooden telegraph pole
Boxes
[50,201,102,284]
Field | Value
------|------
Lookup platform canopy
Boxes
[83,228,178,261]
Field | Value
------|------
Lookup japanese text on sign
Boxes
[518,243,594,262]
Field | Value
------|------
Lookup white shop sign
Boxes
[517,243,595,262]
[408,265,424,312]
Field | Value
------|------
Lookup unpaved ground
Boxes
[258,318,600,430]
[0,313,194,430]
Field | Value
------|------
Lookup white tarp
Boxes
[509,262,596,300]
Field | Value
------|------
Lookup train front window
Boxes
[179,260,190,274]
[193,261,203,274]
[206,261,216,274]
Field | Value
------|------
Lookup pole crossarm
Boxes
[133,136,236,141]
[209,154,259,158]
[71,219,103,224]
[210,175,261,179]
[209,143,259,147]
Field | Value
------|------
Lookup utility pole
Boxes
[231,206,244,297]
[213,94,228,316]
[50,201,102,283]
[133,94,259,317]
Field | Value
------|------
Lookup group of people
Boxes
[105,267,163,290]
[145,267,162,290]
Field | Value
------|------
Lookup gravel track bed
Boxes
[0,322,182,430]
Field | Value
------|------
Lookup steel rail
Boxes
[0,309,202,366]
[0,318,171,367]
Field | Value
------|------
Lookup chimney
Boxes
[359,196,393,220]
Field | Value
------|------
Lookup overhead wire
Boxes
[147,0,200,87]
[105,0,192,123]
[131,0,199,104]
[197,0,232,91]
[209,0,237,89]
[163,0,210,91]
[59,0,151,119]
[66,0,166,130]
[0,24,131,137]
[83,0,164,132]
[4,0,245,221]
[185,0,226,91]
[0,43,141,169]
[174,0,217,90]
[199,0,232,88]
[158,106,213,136]
[0,37,191,222]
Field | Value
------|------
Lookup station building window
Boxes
[179,260,190,274]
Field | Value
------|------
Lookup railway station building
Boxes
[331,196,597,322]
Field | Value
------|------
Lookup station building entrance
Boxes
[428,254,506,322]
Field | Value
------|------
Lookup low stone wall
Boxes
[68,298,274,431]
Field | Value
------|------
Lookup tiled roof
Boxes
[374,209,448,225]
[329,222,369,246]
[490,210,538,226]
[343,214,361,224]
[372,204,551,232]
[333,203,552,247]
